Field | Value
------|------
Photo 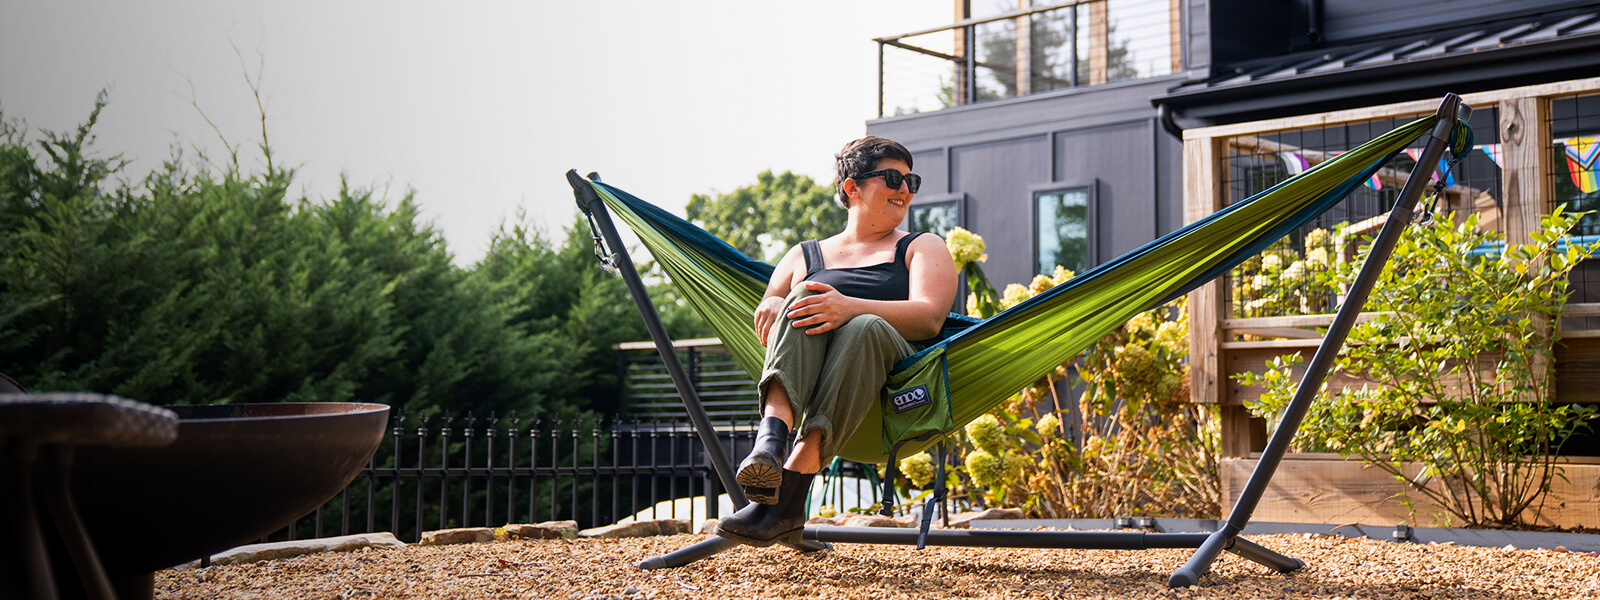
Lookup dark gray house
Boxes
[864,0,1600,527]
[870,0,1600,288]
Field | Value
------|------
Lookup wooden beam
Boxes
[1222,457,1600,528]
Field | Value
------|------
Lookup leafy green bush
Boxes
[0,94,664,419]
[1237,210,1599,528]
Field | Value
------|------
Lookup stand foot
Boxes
[638,537,739,570]
[1167,569,1199,588]
[1229,536,1303,573]
[784,538,832,553]
[1169,528,1232,587]
[1169,528,1303,587]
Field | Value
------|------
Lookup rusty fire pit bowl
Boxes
[69,402,389,576]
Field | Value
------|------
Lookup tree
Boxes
[0,96,628,421]
[685,170,845,263]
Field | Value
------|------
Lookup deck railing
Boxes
[875,0,1181,117]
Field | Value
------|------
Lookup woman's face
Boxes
[850,158,915,223]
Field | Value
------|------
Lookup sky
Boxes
[0,1,949,266]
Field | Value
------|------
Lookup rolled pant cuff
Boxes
[798,415,833,452]
[758,370,806,425]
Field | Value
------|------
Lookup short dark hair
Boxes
[834,136,914,207]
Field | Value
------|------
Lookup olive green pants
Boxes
[758,287,915,463]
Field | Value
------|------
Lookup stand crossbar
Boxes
[567,93,1467,587]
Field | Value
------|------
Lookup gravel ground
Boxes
[156,532,1600,599]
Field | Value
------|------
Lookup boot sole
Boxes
[742,485,777,505]
[736,456,782,503]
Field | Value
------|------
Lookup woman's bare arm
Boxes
[754,245,805,346]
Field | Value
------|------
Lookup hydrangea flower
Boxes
[1283,260,1307,282]
[1307,247,1332,269]
[1050,266,1076,286]
[965,449,1006,487]
[1037,413,1061,439]
[965,414,1007,454]
[899,452,936,487]
[1000,283,1035,311]
[945,227,988,271]
[1029,274,1055,295]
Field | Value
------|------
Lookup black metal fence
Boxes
[265,415,753,543]
[263,336,901,544]
[265,413,889,544]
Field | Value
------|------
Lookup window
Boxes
[1035,187,1092,276]
[907,196,964,238]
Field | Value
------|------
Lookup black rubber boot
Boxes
[716,469,814,547]
[736,417,790,504]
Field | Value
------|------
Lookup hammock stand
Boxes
[568,95,1470,587]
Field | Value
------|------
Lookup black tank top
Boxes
[800,232,923,301]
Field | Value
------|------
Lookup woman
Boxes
[716,136,958,547]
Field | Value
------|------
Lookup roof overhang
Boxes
[1154,9,1600,123]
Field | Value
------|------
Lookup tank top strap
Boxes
[894,231,925,266]
[800,240,824,278]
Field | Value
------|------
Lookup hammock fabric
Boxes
[580,115,1472,465]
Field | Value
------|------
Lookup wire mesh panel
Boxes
[1220,109,1502,325]
[1550,93,1600,332]
[882,29,961,117]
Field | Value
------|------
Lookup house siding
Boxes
[867,78,1186,288]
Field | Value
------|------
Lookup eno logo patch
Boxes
[890,385,932,414]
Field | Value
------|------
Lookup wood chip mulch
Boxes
[155,532,1600,599]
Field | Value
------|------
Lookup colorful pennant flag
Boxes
[1329,151,1383,190]
[1561,137,1600,193]
[1278,152,1309,176]
[1403,149,1456,187]
[1479,143,1502,168]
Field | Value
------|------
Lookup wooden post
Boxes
[1016,0,1032,96]
[1169,0,1183,74]
[1184,135,1223,408]
[1088,0,1109,85]
[954,0,971,105]
[1186,134,1255,457]
[1500,97,1551,245]
[1500,96,1556,391]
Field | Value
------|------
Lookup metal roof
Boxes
[1155,7,1600,120]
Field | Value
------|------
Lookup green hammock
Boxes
[579,115,1471,465]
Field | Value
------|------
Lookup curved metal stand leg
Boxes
[1228,536,1303,573]
[637,536,740,570]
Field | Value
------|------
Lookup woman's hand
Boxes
[785,281,859,336]
[754,294,787,346]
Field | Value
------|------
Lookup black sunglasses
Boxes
[854,169,921,194]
